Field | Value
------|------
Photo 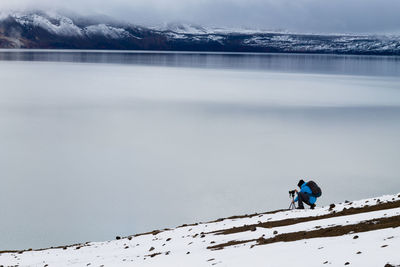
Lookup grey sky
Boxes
[1,1,400,36]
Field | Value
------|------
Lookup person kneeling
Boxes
[293,179,317,209]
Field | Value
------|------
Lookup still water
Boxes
[0,50,399,250]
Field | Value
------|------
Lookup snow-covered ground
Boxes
[1,193,399,267]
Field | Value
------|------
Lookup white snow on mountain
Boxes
[242,34,400,53]
[84,24,137,39]
[151,23,400,52]
[12,12,83,37]
[3,12,138,40]
[155,22,209,34]
[207,35,225,44]
[151,23,279,36]
[1,193,399,267]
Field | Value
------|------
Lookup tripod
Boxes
[288,194,296,210]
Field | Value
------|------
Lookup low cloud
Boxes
[0,0,399,34]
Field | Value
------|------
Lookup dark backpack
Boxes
[307,181,322,197]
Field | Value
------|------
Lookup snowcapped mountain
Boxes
[1,193,400,266]
[154,22,209,34]
[10,12,139,39]
[0,11,400,55]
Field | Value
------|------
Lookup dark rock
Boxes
[149,247,155,251]
[344,262,350,265]
[273,230,278,235]
[353,235,359,239]
[116,236,121,240]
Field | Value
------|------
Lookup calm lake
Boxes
[0,50,399,250]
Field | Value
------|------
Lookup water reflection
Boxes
[0,49,400,77]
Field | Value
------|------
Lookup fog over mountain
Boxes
[0,0,400,34]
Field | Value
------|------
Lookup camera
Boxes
[289,190,296,197]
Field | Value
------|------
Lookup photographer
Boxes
[292,179,319,209]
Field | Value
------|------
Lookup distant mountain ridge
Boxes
[1,11,400,55]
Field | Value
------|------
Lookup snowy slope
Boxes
[1,193,400,267]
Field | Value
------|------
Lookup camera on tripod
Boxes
[288,190,296,209]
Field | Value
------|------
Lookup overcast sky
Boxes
[1,0,399,34]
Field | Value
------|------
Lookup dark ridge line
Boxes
[208,200,400,236]
[0,242,90,255]
[208,215,400,250]
[134,209,289,237]
[210,209,289,223]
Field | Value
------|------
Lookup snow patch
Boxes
[13,13,82,37]
[158,23,208,34]
[84,24,136,39]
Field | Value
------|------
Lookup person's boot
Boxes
[310,204,316,209]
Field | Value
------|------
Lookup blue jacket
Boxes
[294,182,317,204]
